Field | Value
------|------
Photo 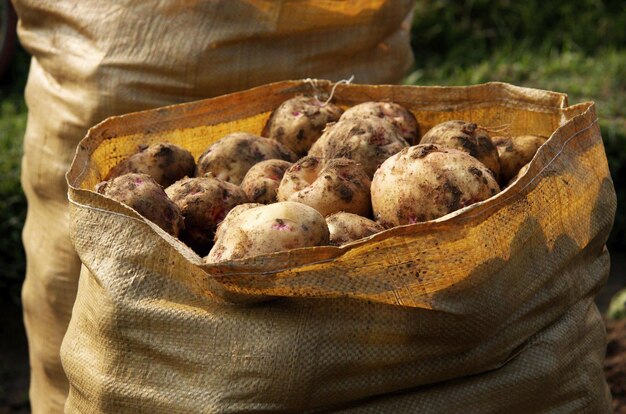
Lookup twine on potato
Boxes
[304,75,355,107]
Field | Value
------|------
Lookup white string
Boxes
[303,78,321,100]
[323,75,354,106]
[303,75,355,106]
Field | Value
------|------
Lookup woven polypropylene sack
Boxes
[64,81,615,413]
[13,1,414,412]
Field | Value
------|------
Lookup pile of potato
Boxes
[96,95,547,262]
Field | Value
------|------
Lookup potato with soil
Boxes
[106,142,195,188]
[95,173,184,236]
[326,212,383,246]
[493,135,547,183]
[165,176,248,255]
[420,120,501,180]
[277,156,372,217]
[341,101,420,145]
[309,117,409,178]
[240,160,292,204]
[214,203,263,241]
[371,144,500,227]
[507,163,530,187]
[206,201,329,263]
[196,132,297,184]
[262,96,343,155]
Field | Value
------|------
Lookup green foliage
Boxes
[411,0,626,66]
[0,98,26,303]
[608,288,626,320]
[0,46,28,303]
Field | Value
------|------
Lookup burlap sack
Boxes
[63,81,615,413]
[14,1,414,412]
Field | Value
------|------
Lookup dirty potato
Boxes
[326,212,383,246]
[277,156,372,217]
[507,163,531,187]
[165,176,248,255]
[308,117,409,178]
[205,201,329,263]
[240,159,292,204]
[262,95,343,155]
[420,120,501,180]
[493,135,547,183]
[371,144,500,227]
[341,101,420,145]
[196,132,297,184]
[95,173,184,236]
[213,202,263,242]
[106,142,195,188]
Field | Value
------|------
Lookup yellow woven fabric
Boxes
[63,81,615,412]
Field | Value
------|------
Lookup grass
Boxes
[0,46,28,303]
[0,98,26,303]
[410,0,626,67]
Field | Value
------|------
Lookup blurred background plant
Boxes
[0,0,27,304]
[0,0,624,308]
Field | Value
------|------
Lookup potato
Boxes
[277,156,371,217]
[214,203,263,242]
[507,163,531,187]
[308,117,409,178]
[371,144,500,227]
[95,173,184,236]
[262,95,343,155]
[165,176,248,255]
[340,101,420,145]
[326,212,383,246]
[420,120,501,180]
[205,201,329,263]
[196,132,297,184]
[493,135,547,183]
[240,159,292,204]
[105,143,195,188]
